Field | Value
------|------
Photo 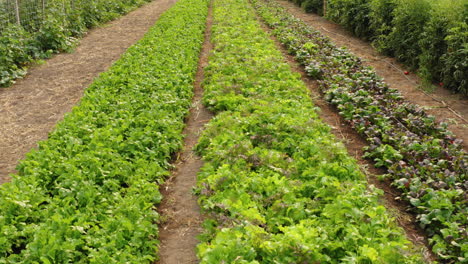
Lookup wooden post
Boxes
[42,0,45,20]
[323,0,327,16]
[14,0,20,25]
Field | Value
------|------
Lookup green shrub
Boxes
[0,25,31,86]
[79,0,106,28]
[368,0,397,55]
[441,22,468,95]
[326,0,373,39]
[386,0,431,69]
[66,9,87,37]
[301,0,323,15]
[35,12,76,54]
[418,0,465,87]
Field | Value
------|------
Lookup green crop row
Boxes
[0,0,208,262]
[289,0,468,95]
[194,0,424,262]
[251,0,467,262]
[0,0,152,87]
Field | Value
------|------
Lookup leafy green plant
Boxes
[441,22,468,95]
[0,25,31,86]
[368,0,397,55]
[195,0,424,262]
[386,0,431,69]
[35,12,76,53]
[418,0,465,86]
[0,0,208,262]
[296,0,323,15]
[252,0,467,261]
[304,0,323,15]
[326,0,373,39]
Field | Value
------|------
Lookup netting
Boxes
[0,0,82,33]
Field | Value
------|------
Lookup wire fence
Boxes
[0,0,81,33]
[0,0,326,34]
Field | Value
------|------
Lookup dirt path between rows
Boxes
[254,5,437,263]
[0,0,178,184]
[155,3,213,264]
[277,0,468,151]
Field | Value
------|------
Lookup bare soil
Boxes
[0,0,178,184]
[255,6,437,263]
[155,3,213,264]
[277,0,468,151]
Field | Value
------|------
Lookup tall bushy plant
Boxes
[441,22,468,95]
[65,5,87,37]
[418,0,465,86]
[78,0,106,28]
[387,0,431,69]
[326,0,373,39]
[0,25,31,86]
[301,0,323,15]
[35,10,76,54]
[368,0,397,55]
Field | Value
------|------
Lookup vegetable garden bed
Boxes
[193,0,425,262]
[0,0,208,262]
[252,0,467,261]
[0,0,466,262]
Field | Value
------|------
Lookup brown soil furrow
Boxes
[253,6,437,264]
[276,0,468,152]
[0,0,178,184]
[155,2,213,263]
